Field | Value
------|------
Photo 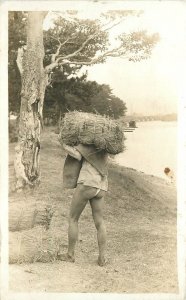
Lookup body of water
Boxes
[115,121,177,179]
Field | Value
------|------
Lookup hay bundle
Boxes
[59,112,125,154]
[9,201,54,232]
[9,226,62,264]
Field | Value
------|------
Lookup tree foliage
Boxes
[9,10,159,115]
[118,30,160,61]
[43,11,159,70]
[43,17,109,67]
[44,74,127,121]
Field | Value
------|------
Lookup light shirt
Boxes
[77,160,108,191]
[63,144,108,191]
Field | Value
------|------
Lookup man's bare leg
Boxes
[89,192,107,266]
[58,184,100,262]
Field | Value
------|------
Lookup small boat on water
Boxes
[123,120,137,132]
[129,120,137,128]
[124,128,135,132]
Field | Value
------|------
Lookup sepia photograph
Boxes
[0,0,186,299]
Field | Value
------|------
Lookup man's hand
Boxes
[63,144,82,161]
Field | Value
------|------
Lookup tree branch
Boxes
[48,33,81,63]
[102,18,126,32]
[51,18,126,62]
[51,41,62,63]
[56,49,126,66]
[44,43,126,71]
[57,33,96,60]
[74,44,126,63]
[45,62,59,73]
[45,40,150,71]
[48,35,73,46]
[50,36,78,63]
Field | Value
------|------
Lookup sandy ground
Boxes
[8,127,178,293]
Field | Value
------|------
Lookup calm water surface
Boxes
[115,121,177,179]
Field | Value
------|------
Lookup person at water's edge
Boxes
[57,143,110,266]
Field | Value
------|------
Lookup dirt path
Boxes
[9,127,178,293]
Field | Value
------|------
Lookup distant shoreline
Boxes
[123,113,177,122]
[110,160,169,183]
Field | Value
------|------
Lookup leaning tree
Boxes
[14,10,159,190]
[14,12,48,190]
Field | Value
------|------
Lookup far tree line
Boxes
[44,73,127,124]
[9,64,127,123]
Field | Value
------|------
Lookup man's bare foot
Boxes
[98,256,106,267]
[57,253,75,263]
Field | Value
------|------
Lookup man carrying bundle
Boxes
[58,143,109,266]
[57,112,124,266]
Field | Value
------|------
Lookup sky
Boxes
[43,1,186,115]
[81,2,186,115]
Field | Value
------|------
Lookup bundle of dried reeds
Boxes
[9,201,54,232]
[59,112,125,154]
[9,226,62,264]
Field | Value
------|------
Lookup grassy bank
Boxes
[8,127,178,293]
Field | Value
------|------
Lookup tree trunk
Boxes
[14,12,48,190]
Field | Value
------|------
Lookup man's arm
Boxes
[63,144,82,161]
